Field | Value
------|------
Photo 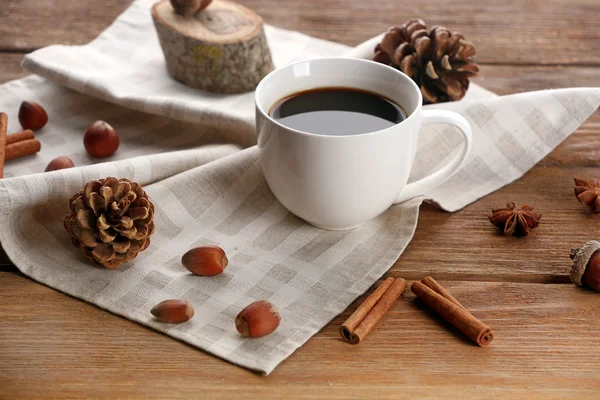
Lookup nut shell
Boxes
[84,121,119,158]
[570,240,600,287]
[170,0,212,16]
[582,253,600,292]
[18,101,48,131]
[151,299,195,322]
[45,156,75,172]
[182,245,228,276]
[235,300,280,338]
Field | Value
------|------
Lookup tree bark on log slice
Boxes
[151,0,273,93]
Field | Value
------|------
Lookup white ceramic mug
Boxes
[255,57,472,230]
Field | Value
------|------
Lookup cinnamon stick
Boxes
[6,130,34,145]
[0,113,7,178]
[5,139,41,161]
[421,276,466,310]
[411,281,493,347]
[340,277,406,344]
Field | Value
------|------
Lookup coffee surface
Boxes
[269,87,406,135]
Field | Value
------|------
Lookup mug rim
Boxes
[254,57,423,139]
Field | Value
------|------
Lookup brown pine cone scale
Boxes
[64,177,155,269]
[374,18,479,104]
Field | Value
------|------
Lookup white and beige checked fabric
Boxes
[0,0,599,374]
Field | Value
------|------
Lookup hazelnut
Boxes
[182,245,228,276]
[151,299,195,323]
[582,254,600,292]
[84,121,119,158]
[235,300,280,338]
[571,241,600,292]
[170,0,212,16]
[18,101,48,131]
[45,156,75,172]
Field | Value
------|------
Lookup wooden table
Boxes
[1,1,599,398]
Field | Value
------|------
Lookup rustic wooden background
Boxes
[1,0,599,398]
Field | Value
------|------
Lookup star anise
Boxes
[489,202,541,236]
[574,177,600,214]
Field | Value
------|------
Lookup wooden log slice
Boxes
[151,0,274,93]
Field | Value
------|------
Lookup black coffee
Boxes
[269,87,406,136]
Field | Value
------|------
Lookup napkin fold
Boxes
[0,0,598,374]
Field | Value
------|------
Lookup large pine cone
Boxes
[373,19,479,104]
[64,177,155,269]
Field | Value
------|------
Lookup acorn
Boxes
[570,240,600,292]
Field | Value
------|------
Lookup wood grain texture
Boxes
[476,65,600,95]
[0,53,29,83]
[1,272,599,399]
[1,0,600,398]
[152,0,274,93]
[393,166,599,283]
[0,0,132,51]
[2,0,600,64]
[235,0,600,65]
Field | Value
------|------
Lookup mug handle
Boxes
[393,109,473,204]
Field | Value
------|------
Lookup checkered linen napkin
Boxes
[1,0,598,374]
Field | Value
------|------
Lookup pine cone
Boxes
[373,19,479,104]
[64,177,155,269]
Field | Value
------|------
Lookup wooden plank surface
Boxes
[1,0,600,398]
[397,166,595,283]
[0,53,29,83]
[2,272,599,399]
[0,0,132,52]
[1,0,599,64]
